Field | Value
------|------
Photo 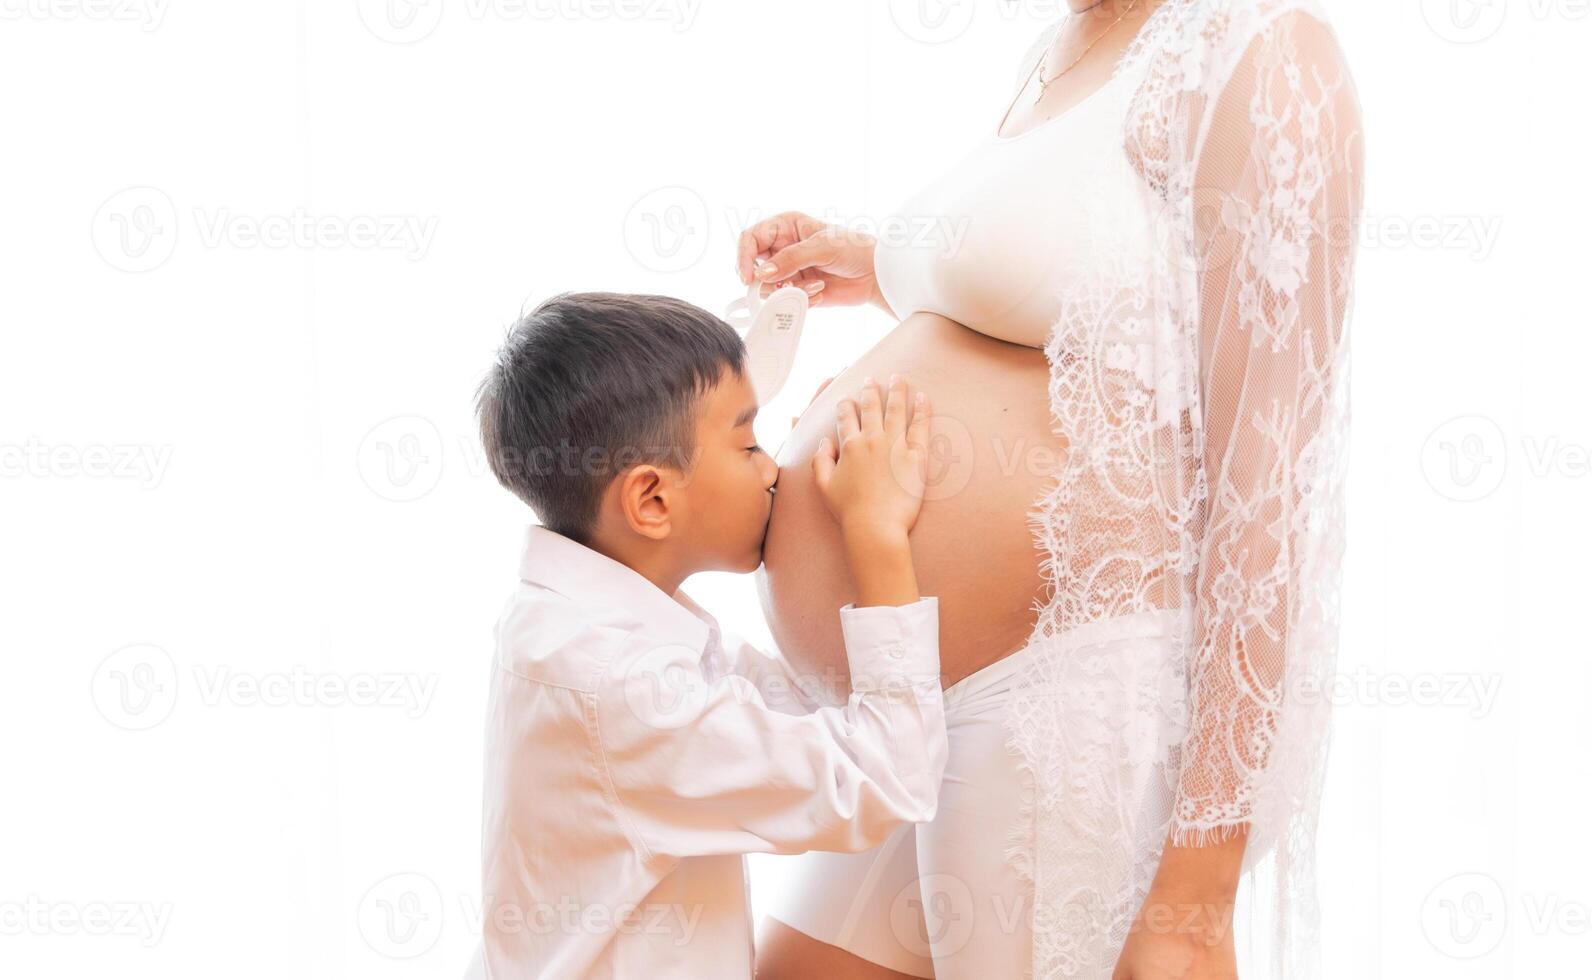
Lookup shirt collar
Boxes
[517,524,719,652]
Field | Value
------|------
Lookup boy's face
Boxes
[675,363,780,574]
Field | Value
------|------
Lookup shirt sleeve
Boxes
[715,630,834,715]
[594,596,946,862]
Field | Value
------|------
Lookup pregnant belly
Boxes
[756,311,1066,693]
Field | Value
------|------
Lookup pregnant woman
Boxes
[738,1,1364,978]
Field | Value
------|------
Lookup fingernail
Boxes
[863,375,874,386]
[889,373,899,385]
[754,260,776,280]
[802,280,824,295]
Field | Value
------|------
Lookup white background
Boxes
[2,0,1588,976]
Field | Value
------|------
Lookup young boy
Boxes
[470,291,944,978]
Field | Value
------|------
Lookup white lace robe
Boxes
[1001,1,1365,977]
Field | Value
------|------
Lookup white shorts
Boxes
[761,610,1188,979]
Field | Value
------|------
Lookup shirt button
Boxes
[886,643,905,660]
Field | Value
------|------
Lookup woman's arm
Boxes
[1115,9,1365,978]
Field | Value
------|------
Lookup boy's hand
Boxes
[810,374,932,541]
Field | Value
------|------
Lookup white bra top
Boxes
[873,33,1158,350]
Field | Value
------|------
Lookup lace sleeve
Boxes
[1171,8,1365,847]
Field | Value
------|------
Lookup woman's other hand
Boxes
[735,211,895,314]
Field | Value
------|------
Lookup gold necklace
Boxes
[1032,0,1141,105]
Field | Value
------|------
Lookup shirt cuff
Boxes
[836,596,941,697]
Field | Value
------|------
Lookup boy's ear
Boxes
[615,464,676,541]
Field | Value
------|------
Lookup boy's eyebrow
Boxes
[733,405,758,428]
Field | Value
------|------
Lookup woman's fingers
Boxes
[736,211,815,284]
[758,273,826,301]
[759,232,839,285]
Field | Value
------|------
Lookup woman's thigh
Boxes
[755,920,926,980]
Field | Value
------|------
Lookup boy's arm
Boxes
[594,598,946,861]
[718,522,927,714]
[842,522,918,608]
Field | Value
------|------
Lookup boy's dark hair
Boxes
[476,291,747,546]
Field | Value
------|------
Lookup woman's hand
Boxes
[1111,830,1246,980]
[735,211,894,314]
[1110,896,1238,980]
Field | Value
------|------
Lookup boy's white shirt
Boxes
[475,523,946,979]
